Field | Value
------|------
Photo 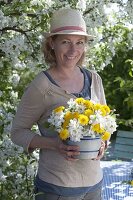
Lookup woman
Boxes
[11,8,106,200]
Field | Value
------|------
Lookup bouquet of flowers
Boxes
[46,98,117,142]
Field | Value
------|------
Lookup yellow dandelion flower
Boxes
[59,129,69,140]
[64,111,72,120]
[72,112,79,119]
[99,127,105,134]
[100,107,107,116]
[78,114,89,125]
[99,105,110,116]
[54,106,65,113]
[84,109,94,117]
[84,100,94,109]
[102,105,110,114]
[101,132,111,141]
[92,124,105,134]
[62,120,70,129]
[75,97,85,104]
[130,180,133,186]
[94,103,102,111]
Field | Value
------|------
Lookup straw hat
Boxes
[44,8,93,40]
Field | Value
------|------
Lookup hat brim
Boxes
[44,31,94,40]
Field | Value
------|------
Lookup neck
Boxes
[49,65,80,78]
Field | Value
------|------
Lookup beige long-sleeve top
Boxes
[11,69,106,187]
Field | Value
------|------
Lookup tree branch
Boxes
[84,7,95,15]
[0,26,35,54]
[4,12,38,18]
[0,26,32,33]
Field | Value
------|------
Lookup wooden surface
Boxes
[114,130,133,160]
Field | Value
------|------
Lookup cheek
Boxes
[54,50,64,62]
[54,47,66,57]
[78,50,84,57]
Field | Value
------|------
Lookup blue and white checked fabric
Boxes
[101,161,133,200]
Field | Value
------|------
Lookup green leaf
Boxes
[43,121,51,128]
[129,70,133,77]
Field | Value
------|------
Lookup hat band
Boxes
[51,26,85,33]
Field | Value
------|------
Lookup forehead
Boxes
[55,34,86,40]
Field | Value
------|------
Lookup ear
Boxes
[49,37,54,49]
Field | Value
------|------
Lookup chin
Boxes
[65,60,79,66]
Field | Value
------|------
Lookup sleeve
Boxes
[97,74,106,105]
[11,82,45,152]
[90,70,106,105]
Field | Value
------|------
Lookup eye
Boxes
[76,41,85,45]
[62,40,71,44]
[75,41,85,49]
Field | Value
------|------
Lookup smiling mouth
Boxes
[66,56,77,60]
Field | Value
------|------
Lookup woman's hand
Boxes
[29,135,80,161]
[56,139,80,161]
[95,141,106,160]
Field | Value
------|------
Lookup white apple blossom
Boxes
[10,91,18,99]
[10,72,20,86]
[0,10,10,29]
[31,0,42,6]
[0,169,6,182]
[76,0,86,12]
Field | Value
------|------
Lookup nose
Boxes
[69,43,77,52]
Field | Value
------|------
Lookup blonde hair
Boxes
[41,35,86,67]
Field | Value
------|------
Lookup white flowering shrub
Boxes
[0,0,133,199]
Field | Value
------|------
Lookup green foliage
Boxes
[99,28,133,130]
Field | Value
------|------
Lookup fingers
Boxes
[59,143,80,161]
[96,148,104,160]
[94,141,106,160]
[66,156,79,161]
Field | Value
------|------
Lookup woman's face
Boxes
[51,34,86,68]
